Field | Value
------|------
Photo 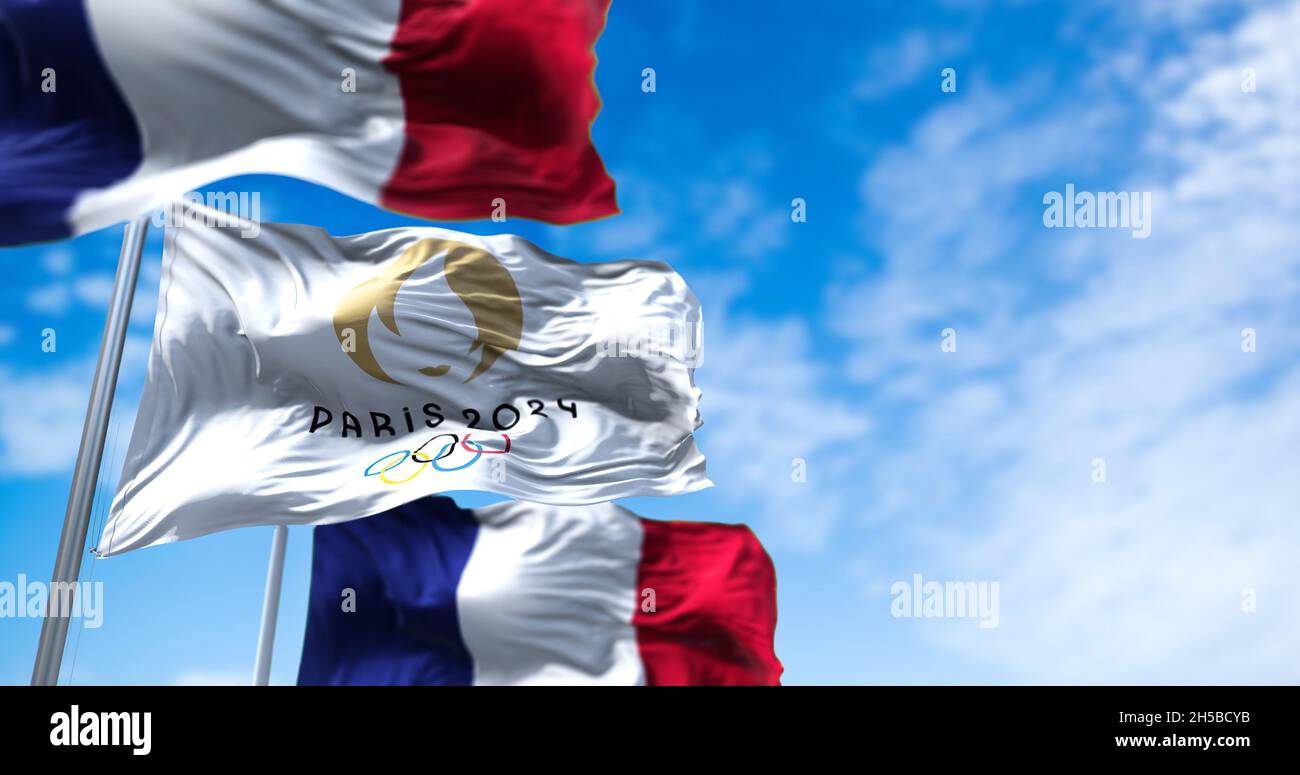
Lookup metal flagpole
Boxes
[32,216,150,686]
[252,524,289,686]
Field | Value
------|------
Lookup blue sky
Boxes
[3,0,1299,684]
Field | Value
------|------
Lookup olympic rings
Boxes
[364,431,509,485]
[461,432,510,454]
[411,433,460,464]
[380,459,426,485]
[361,450,426,486]
[364,450,409,477]
[432,441,482,472]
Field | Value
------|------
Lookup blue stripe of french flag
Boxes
[297,498,783,686]
[0,0,617,245]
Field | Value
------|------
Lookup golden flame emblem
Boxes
[333,238,523,384]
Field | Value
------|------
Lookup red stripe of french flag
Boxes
[636,520,784,686]
[381,0,618,224]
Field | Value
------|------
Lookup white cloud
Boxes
[692,179,789,259]
[0,325,14,347]
[73,274,116,308]
[699,181,760,240]
[833,0,1300,680]
[588,172,672,257]
[854,29,969,101]
[42,248,74,276]
[26,283,70,316]
[693,276,869,550]
[588,152,790,265]
[590,215,664,255]
[0,363,93,475]
[0,335,152,477]
[23,270,139,319]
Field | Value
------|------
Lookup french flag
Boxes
[297,498,783,686]
[0,0,618,246]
